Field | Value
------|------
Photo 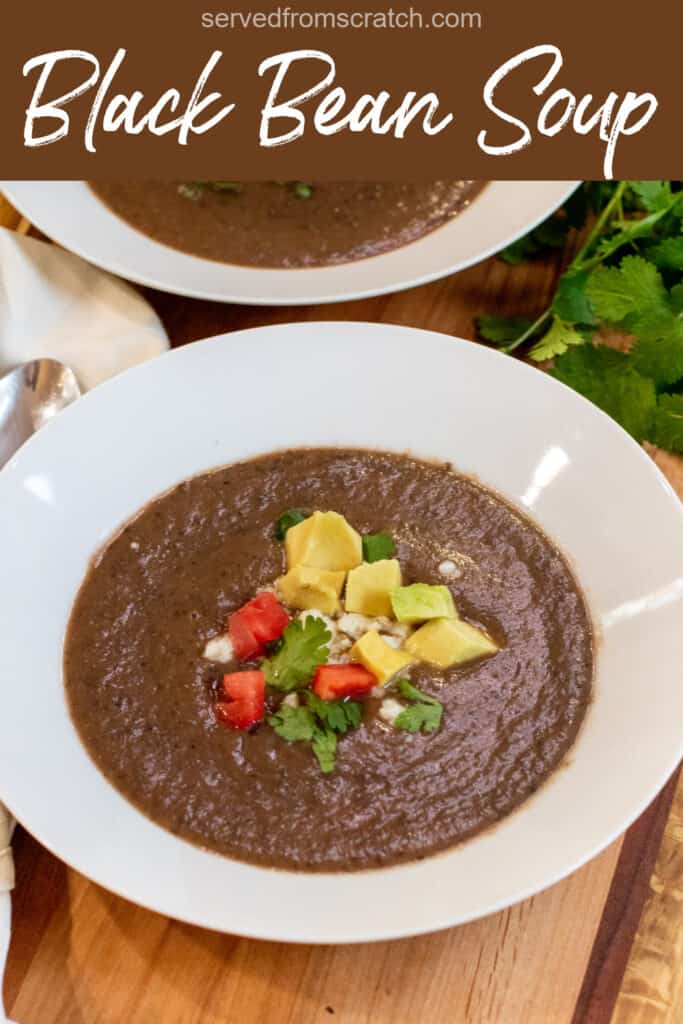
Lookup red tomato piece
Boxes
[312,663,377,701]
[214,670,265,730]
[228,592,290,660]
[239,592,290,645]
[228,613,261,661]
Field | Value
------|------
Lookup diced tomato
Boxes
[239,593,290,645]
[228,592,290,661]
[214,670,265,730]
[228,613,261,661]
[312,663,377,701]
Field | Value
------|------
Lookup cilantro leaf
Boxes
[627,304,682,345]
[531,215,570,250]
[395,704,443,734]
[274,509,309,540]
[292,181,314,199]
[553,271,595,325]
[210,181,243,193]
[499,234,543,265]
[650,394,683,452]
[584,255,683,388]
[395,679,440,705]
[267,705,315,741]
[305,691,362,733]
[475,315,535,345]
[362,531,395,563]
[670,283,683,315]
[584,266,636,322]
[586,256,669,324]
[342,701,363,729]
[591,207,678,265]
[552,345,657,441]
[630,320,683,388]
[267,692,362,773]
[629,181,673,213]
[311,727,337,773]
[180,181,243,200]
[393,679,443,734]
[529,319,585,362]
[498,208,569,264]
[262,617,330,692]
[645,236,683,272]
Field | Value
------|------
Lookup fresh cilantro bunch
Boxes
[262,617,330,692]
[268,691,362,773]
[476,182,683,452]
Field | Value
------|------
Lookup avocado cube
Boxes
[345,559,402,617]
[405,617,497,668]
[350,629,414,685]
[286,511,362,572]
[390,583,457,624]
[278,566,346,615]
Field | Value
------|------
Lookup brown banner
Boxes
[0,0,679,179]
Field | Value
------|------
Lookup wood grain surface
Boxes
[1,191,682,1024]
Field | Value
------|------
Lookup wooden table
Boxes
[2,194,682,1024]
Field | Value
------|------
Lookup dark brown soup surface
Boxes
[88,181,484,268]
[64,449,593,871]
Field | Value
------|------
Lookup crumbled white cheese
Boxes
[202,635,234,663]
[370,685,386,698]
[328,639,353,664]
[438,559,461,579]
[337,612,377,638]
[281,693,299,708]
[333,612,412,661]
[379,698,405,726]
[337,612,410,640]
[381,619,412,640]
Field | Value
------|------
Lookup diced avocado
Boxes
[278,566,346,616]
[285,511,362,572]
[390,583,457,624]
[350,629,414,685]
[345,559,402,617]
[404,617,498,668]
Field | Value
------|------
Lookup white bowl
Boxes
[1,181,578,305]
[0,322,681,943]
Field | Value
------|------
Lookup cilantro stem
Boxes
[501,182,628,355]
[500,309,553,354]
[571,182,627,270]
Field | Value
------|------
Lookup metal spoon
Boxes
[0,359,80,468]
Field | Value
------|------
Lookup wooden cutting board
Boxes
[1,193,682,1024]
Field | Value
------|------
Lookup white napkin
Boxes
[0,226,169,1023]
[0,227,169,390]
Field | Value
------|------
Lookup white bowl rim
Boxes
[0,181,579,305]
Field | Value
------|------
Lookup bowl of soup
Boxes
[0,321,680,942]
